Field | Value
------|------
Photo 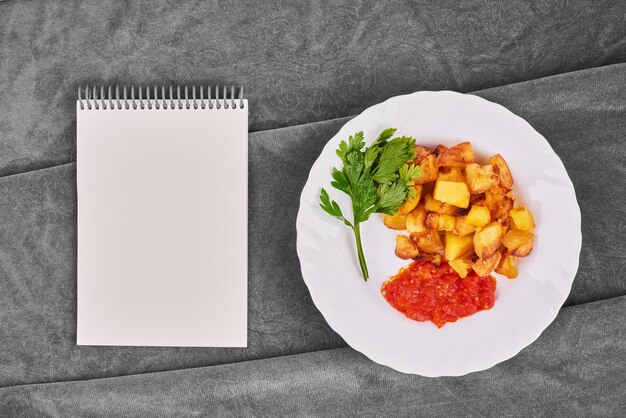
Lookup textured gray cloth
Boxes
[1,296,625,417]
[1,0,626,176]
[1,64,625,406]
[1,0,626,415]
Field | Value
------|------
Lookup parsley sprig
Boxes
[319,128,421,280]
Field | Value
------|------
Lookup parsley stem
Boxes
[353,222,369,280]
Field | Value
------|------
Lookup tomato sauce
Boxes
[381,261,496,328]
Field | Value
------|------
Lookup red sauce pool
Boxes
[381,261,496,328]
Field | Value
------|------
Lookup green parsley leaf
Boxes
[319,129,422,280]
[374,127,397,145]
[371,136,416,185]
[336,131,365,164]
[319,188,352,227]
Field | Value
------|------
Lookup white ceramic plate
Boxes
[296,91,581,376]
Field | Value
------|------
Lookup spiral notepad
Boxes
[76,85,248,347]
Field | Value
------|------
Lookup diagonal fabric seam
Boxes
[1,293,623,391]
[1,62,624,180]
[0,161,76,181]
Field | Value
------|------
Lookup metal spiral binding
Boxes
[78,85,245,110]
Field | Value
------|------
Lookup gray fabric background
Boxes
[2,296,623,417]
[1,0,625,176]
[1,0,625,416]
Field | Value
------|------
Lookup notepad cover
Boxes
[76,98,248,347]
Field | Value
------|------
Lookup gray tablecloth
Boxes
[2,296,623,417]
[1,0,625,416]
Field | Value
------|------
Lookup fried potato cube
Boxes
[397,185,424,215]
[383,212,407,230]
[426,213,456,232]
[436,141,475,167]
[406,204,428,234]
[437,166,465,182]
[489,154,514,190]
[424,194,459,215]
[486,185,507,202]
[444,232,474,261]
[414,252,443,265]
[466,163,499,193]
[495,254,518,279]
[454,216,476,236]
[511,243,533,258]
[493,196,514,225]
[433,180,470,209]
[470,192,487,206]
[500,223,509,238]
[473,222,503,258]
[509,206,535,231]
[414,154,438,185]
[433,144,448,156]
[505,191,517,207]
[395,235,419,259]
[411,231,444,254]
[502,230,534,257]
[449,257,473,278]
[411,145,432,165]
[465,205,491,227]
[472,251,502,277]
[470,193,487,206]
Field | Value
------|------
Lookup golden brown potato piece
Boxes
[422,181,435,195]
[489,154,514,190]
[495,254,518,279]
[484,186,510,219]
[433,180,470,208]
[449,256,473,278]
[426,213,456,232]
[465,205,490,227]
[424,194,459,215]
[505,191,516,206]
[511,242,533,258]
[454,216,476,236]
[472,251,502,277]
[397,185,424,215]
[414,154,438,185]
[433,144,448,156]
[383,212,407,230]
[406,204,428,234]
[444,232,474,261]
[500,223,509,239]
[473,222,503,258]
[411,145,432,165]
[411,231,444,254]
[414,252,443,266]
[486,185,508,202]
[466,163,499,193]
[395,235,419,259]
[502,230,534,257]
[493,196,514,225]
[509,206,535,231]
[470,192,487,206]
[436,141,475,167]
[437,166,465,182]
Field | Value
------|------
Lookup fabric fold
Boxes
[1,0,626,176]
[0,63,625,394]
[1,295,624,417]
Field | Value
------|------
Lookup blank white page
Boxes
[76,99,248,347]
